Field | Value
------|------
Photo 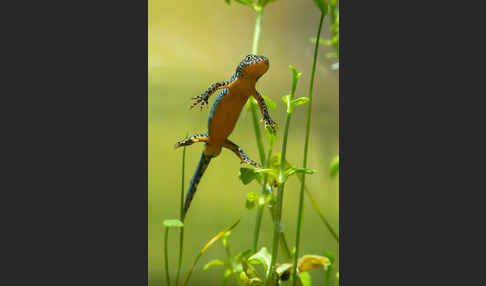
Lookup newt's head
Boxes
[236,55,269,80]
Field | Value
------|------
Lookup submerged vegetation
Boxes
[158,0,339,285]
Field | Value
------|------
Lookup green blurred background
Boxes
[149,0,339,285]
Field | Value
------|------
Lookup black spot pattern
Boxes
[174,133,208,148]
[183,153,213,218]
[180,55,274,218]
[235,54,269,79]
[225,139,262,168]
[254,90,277,131]
[190,80,233,110]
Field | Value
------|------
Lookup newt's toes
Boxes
[263,120,277,132]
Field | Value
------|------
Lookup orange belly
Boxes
[209,89,249,143]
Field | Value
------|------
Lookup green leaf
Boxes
[262,94,276,110]
[257,194,266,207]
[242,262,259,278]
[299,271,312,286]
[203,259,225,271]
[235,249,253,263]
[239,271,259,284]
[225,0,230,5]
[253,168,277,177]
[323,250,336,264]
[233,262,243,273]
[246,192,258,210]
[163,219,184,228]
[222,230,232,248]
[329,155,339,177]
[239,167,260,185]
[270,153,294,171]
[282,94,294,114]
[235,0,254,7]
[322,250,334,272]
[239,271,248,282]
[282,93,291,109]
[248,247,271,275]
[222,269,232,286]
[288,65,303,79]
[312,0,329,15]
[292,97,310,107]
[261,0,278,8]
[239,260,261,284]
[285,167,317,177]
[223,230,233,239]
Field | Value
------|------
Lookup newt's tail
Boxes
[183,152,213,218]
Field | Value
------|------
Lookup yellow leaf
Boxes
[201,219,240,253]
[297,255,331,273]
[182,219,241,286]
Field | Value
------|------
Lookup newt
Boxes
[175,55,276,218]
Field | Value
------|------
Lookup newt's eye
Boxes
[246,56,251,61]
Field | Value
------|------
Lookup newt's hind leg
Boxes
[174,134,209,148]
[223,139,262,168]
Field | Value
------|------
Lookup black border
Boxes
[4,0,465,284]
[3,1,148,284]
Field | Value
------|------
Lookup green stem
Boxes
[164,228,171,286]
[252,204,264,252]
[252,7,262,55]
[268,183,284,284]
[268,69,299,284]
[324,268,330,286]
[250,7,266,165]
[252,142,272,252]
[175,145,186,286]
[267,204,292,260]
[223,239,243,286]
[279,229,292,259]
[250,105,266,165]
[292,12,325,286]
[249,4,268,257]
[302,183,338,241]
[252,148,293,260]
[249,0,294,264]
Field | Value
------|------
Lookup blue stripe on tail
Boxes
[183,151,213,218]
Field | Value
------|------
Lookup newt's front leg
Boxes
[253,90,277,131]
[190,80,234,110]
